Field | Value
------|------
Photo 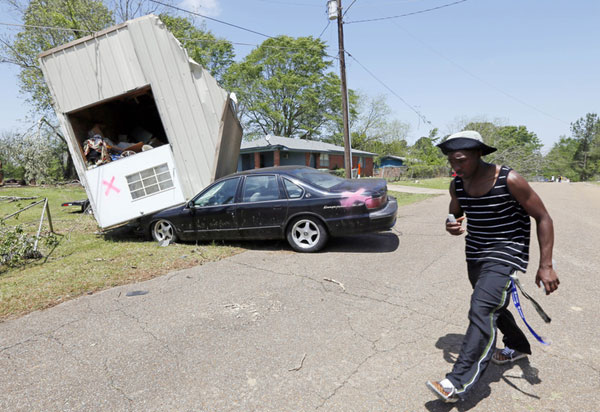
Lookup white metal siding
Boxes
[85,145,185,228]
[40,28,145,113]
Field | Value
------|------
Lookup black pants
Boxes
[446,261,531,396]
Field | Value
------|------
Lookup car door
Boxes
[190,177,241,240]
[237,174,288,239]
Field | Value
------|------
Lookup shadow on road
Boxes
[98,226,400,254]
[425,333,543,411]
[324,231,400,253]
[224,232,400,254]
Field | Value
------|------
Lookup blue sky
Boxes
[1,0,599,150]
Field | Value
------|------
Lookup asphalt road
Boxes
[1,182,598,411]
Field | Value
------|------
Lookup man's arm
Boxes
[447,179,465,236]
[507,170,560,295]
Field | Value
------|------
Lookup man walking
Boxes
[426,131,560,403]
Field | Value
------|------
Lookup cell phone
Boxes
[447,214,457,223]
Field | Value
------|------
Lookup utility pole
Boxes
[329,0,352,178]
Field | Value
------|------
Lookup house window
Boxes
[126,163,174,200]
[320,153,329,167]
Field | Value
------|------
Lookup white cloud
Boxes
[178,0,221,17]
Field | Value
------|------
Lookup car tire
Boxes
[152,219,178,243]
[286,216,328,252]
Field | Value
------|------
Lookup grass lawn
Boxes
[390,177,452,190]
[0,185,242,320]
[1,184,435,320]
[388,191,437,206]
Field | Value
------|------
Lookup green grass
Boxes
[0,185,242,320]
[390,177,452,190]
[388,191,436,206]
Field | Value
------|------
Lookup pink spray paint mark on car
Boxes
[340,188,368,208]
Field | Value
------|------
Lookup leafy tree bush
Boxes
[224,35,351,140]
[0,222,41,270]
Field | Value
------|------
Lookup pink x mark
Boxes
[102,176,121,196]
[340,188,368,208]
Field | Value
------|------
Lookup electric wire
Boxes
[0,21,93,33]
[345,0,468,24]
[317,20,330,39]
[343,0,359,17]
[149,0,273,38]
[385,22,569,124]
[345,49,431,126]
[0,21,338,59]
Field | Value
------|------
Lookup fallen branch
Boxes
[288,353,307,372]
[0,196,39,202]
[323,277,346,292]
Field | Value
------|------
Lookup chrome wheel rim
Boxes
[291,219,320,249]
[153,220,174,242]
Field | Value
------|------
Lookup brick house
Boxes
[237,135,376,177]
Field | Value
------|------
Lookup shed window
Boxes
[127,163,173,200]
[320,153,329,167]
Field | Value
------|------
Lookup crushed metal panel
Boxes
[39,27,145,113]
[212,98,243,180]
[38,14,243,228]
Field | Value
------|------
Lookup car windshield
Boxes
[289,169,345,190]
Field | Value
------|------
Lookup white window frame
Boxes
[126,163,174,201]
[319,153,330,167]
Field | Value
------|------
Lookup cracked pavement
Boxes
[1,182,598,411]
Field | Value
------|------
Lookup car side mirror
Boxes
[186,200,195,209]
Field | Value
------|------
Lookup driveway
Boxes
[1,182,598,411]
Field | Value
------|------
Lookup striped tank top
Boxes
[454,165,531,272]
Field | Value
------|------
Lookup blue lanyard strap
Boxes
[510,276,551,345]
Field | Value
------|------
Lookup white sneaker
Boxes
[492,347,528,365]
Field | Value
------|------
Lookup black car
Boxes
[138,166,397,252]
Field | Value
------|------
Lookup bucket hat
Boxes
[436,131,496,155]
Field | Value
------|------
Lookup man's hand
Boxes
[446,216,465,236]
[535,267,560,295]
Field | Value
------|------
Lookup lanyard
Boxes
[510,274,551,345]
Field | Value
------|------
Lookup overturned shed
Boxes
[39,14,243,228]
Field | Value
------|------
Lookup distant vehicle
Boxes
[136,166,398,252]
[61,199,91,214]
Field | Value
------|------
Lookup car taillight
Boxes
[365,194,387,209]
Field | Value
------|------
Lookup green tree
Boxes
[223,35,350,140]
[407,128,448,178]
[570,113,600,181]
[345,94,409,157]
[0,0,114,115]
[160,14,234,83]
[543,136,579,181]
[0,126,64,183]
[462,122,543,178]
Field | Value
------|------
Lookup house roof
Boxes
[380,155,406,161]
[240,135,375,156]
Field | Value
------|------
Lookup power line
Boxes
[345,49,431,126]
[343,0,360,17]
[0,21,93,33]
[386,22,569,125]
[0,21,339,60]
[345,0,468,24]
[317,20,330,39]
[149,0,273,39]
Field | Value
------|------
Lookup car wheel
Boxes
[286,216,328,252]
[152,219,178,243]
